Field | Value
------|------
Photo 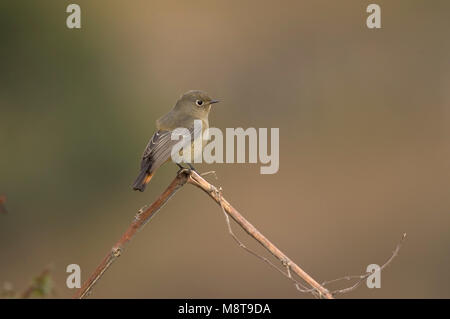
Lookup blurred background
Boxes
[0,0,449,298]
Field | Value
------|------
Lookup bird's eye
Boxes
[196,100,203,106]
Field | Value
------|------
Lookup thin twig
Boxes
[73,171,189,299]
[200,170,218,179]
[186,170,334,299]
[326,233,406,295]
[215,187,317,296]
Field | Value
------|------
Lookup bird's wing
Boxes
[140,125,201,172]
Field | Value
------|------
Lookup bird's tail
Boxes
[132,169,154,192]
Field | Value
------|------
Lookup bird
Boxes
[132,90,219,192]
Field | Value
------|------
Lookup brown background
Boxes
[0,0,449,298]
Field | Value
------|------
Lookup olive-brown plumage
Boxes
[132,90,219,192]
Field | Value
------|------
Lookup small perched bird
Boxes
[132,90,219,192]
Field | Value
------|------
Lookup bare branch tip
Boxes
[201,170,219,180]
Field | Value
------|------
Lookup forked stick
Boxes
[76,169,402,299]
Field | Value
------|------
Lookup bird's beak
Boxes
[209,99,220,105]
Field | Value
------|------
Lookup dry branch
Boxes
[74,169,332,298]
[186,171,333,299]
[75,169,403,299]
[73,172,189,299]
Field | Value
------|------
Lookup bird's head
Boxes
[174,90,220,119]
